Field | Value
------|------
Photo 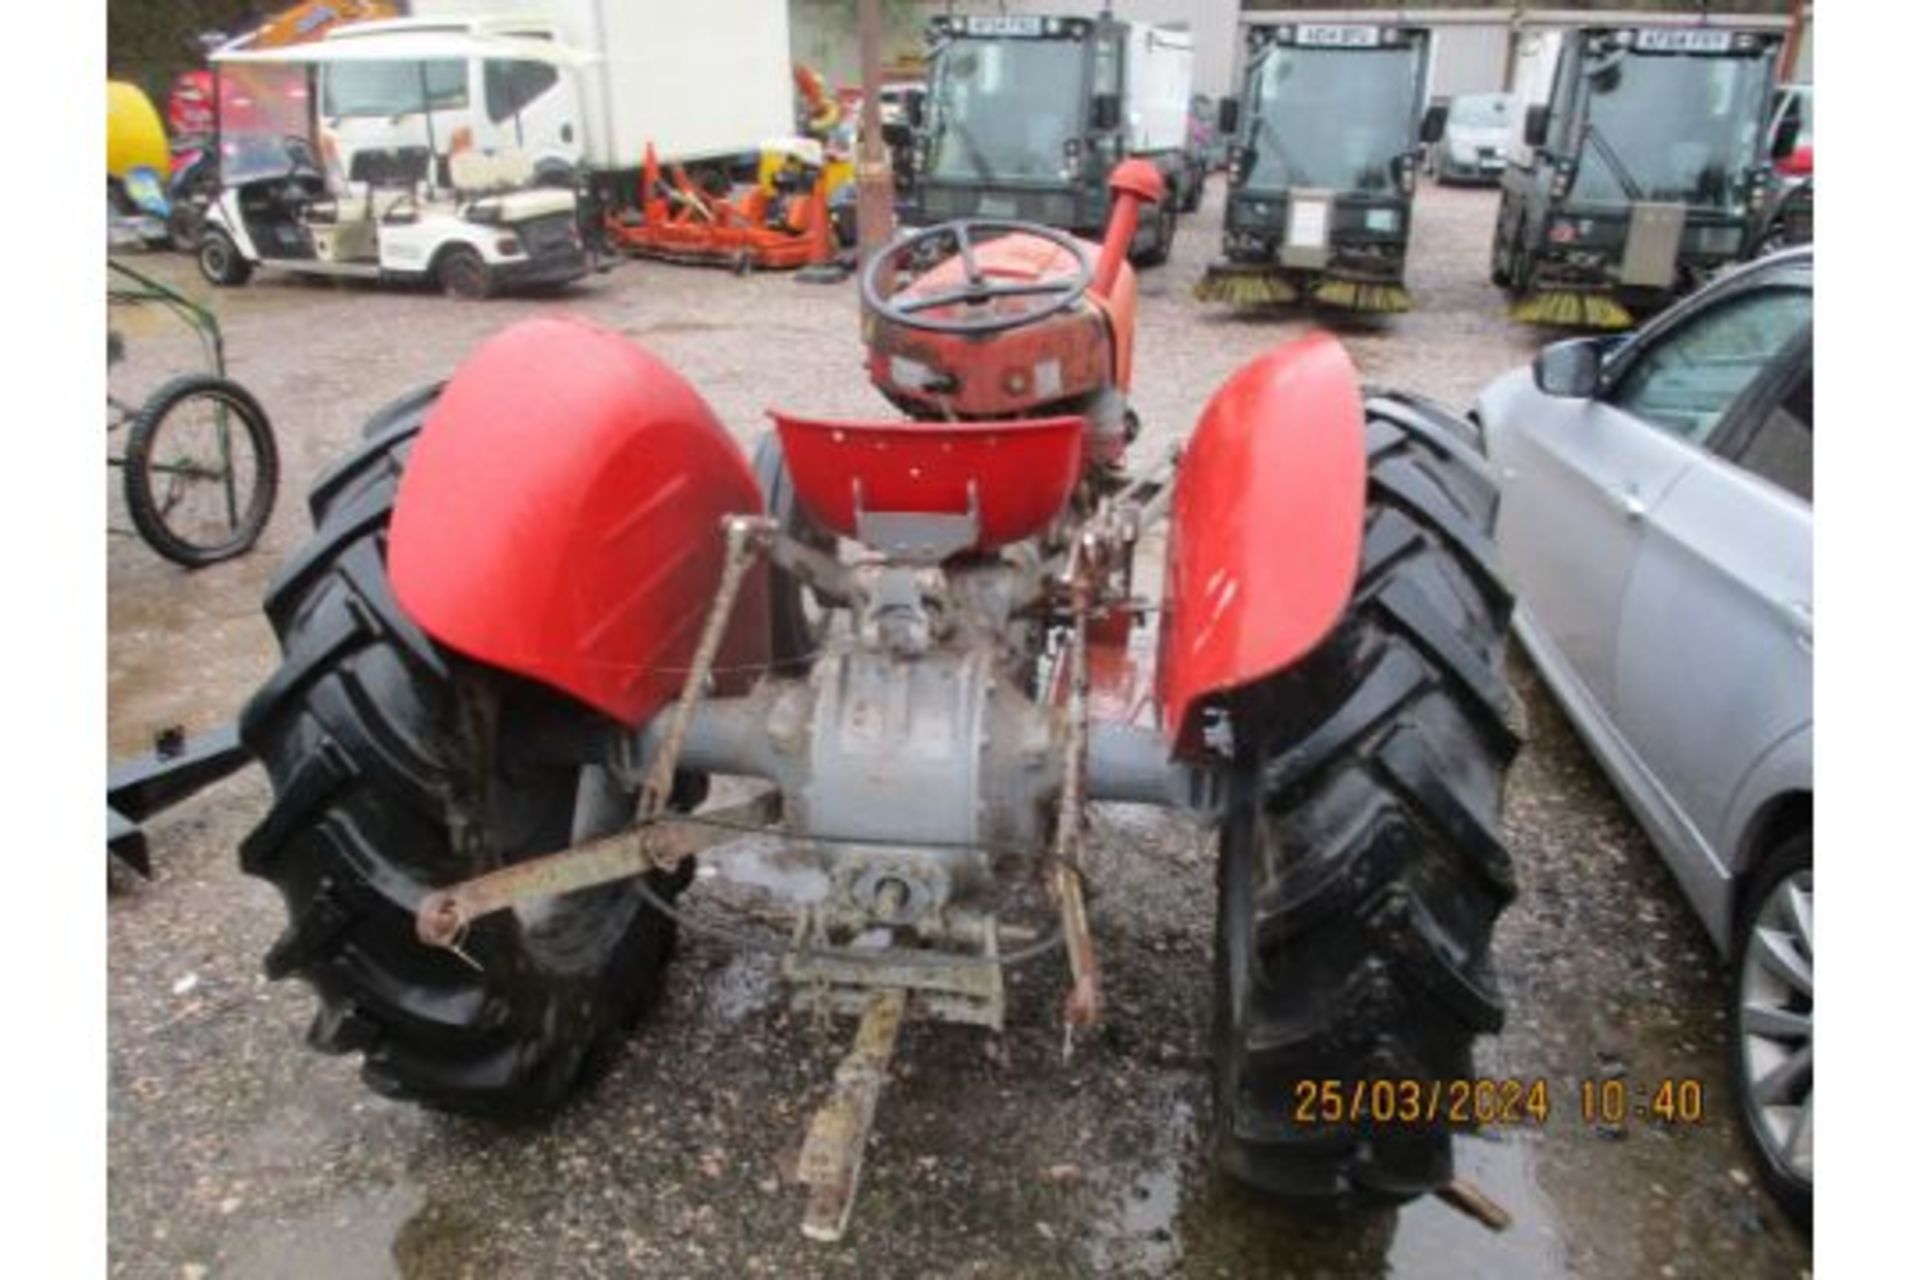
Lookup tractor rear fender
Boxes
[1157,334,1368,757]
[389,316,770,727]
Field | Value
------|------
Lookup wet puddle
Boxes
[1081,1083,1569,1279]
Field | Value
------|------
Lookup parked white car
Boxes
[1428,90,1514,183]
[1472,246,1812,1224]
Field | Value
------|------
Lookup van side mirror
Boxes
[905,94,924,129]
[1524,104,1550,148]
[1420,103,1448,144]
[1532,338,1603,398]
[1217,97,1239,135]
[1091,93,1121,131]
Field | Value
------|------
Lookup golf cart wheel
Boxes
[198,229,252,286]
[437,245,495,300]
[238,390,681,1115]
[123,374,278,568]
[1212,397,1519,1206]
[1732,832,1813,1227]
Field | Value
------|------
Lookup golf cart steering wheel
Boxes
[282,135,321,177]
[862,219,1093,336]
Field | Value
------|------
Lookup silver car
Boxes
[1428,91,1514,184]
[1473,247,1812,1223]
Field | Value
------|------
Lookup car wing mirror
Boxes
[1217,97,1239,136]
[1091,93,1121,132]
[905,94,924,129]
[1420,103,1448,144]
[1771,117,1800,160]
[1524,104,1550,148]
[1532,338,1603,398]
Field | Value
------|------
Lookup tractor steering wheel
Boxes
[862,219,1093,336]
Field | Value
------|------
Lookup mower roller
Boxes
[606,141,837,272]
[239,158,1520,1239]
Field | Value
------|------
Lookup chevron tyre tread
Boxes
[239,386,678,1116]
[1212,395,1520,1205]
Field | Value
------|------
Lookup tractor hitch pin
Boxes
[415,515,775,952]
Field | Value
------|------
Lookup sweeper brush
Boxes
[1312,278,1412,314]
[1510,289,1635,330]
[1193,266,1298,306]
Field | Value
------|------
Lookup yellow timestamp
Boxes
[1292,1078,1553,1127]
[1578,1076,1707,1126]
[1286,1077,1712,1128]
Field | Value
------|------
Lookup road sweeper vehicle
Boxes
[1197,22,1433,313]
[237,160,1520,1240]
[197,39,588,297]
[1488,24,1788,329]
[909,12,1199,266]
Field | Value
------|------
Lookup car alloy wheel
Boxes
[1738,868,1812,1186]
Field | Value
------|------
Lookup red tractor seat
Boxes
[769,412,1084,559]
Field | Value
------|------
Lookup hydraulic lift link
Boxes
[414,792,782,948]
[417,514,773,952]
[798,987,908,1243]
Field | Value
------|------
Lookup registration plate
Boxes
[1295,24,1381,49]
[1634,28,1734,54]
[976,195,1017,218]
[1287,199,1330,249]
[965,15,1043,37]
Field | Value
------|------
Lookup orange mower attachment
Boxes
[606,143,836,272]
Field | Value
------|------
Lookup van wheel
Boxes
[199,230,252,286]
[438,246,495,300]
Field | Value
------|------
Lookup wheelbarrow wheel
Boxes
[239,389,682,1115]
[123,374,279,568]
[1211,396,1519,1207]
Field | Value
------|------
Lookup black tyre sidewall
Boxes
[123,374,279,568]
[241,404,679,1114]
[438,246,494,300]
[1731,832,1813,1228]
[199,230,250,286]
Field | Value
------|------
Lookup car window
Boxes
[1732,364,1812,503]
[484,60,559,124]
[1610,287,1812,442]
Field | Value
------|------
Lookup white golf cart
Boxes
[199,32,589,298]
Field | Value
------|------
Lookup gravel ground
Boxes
[108,180,1812,1278]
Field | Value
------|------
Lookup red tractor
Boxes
[240,161,1517,1237]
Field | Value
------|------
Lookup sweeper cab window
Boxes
[1568,34,1773,209]
[1242,32,1424,194]
[925,34,1088,183]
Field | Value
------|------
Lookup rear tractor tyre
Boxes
[238,389,682,1115]
[1211,397,1520,1206]
[751,431,836,673]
